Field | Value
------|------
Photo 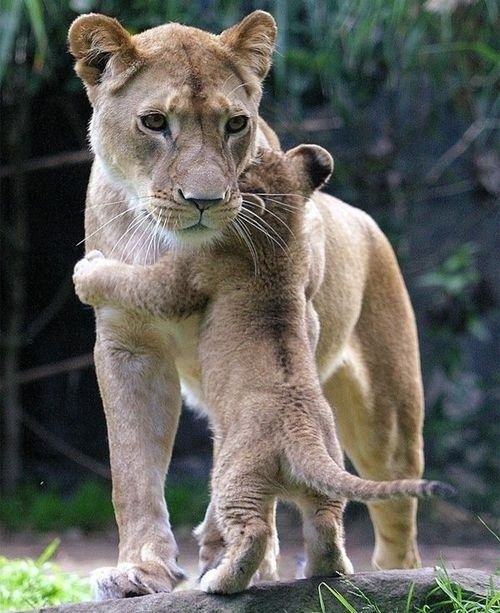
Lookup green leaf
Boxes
[36,538,61,566]
[318,582,358,613]
[24,0,48,70]
[0,0,23,84]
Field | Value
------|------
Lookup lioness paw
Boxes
[91,561,186,600]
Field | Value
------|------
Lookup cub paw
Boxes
[73,250,114,305]
[199,564,255,595]
[91,560,186,600]
[197,538,226,580]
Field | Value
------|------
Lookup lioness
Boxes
[69,11,429,599]
[74,146,451,594]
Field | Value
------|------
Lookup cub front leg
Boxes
[195,499,279,585]
[194,501,226,579]
[199,482,273,594]
[73,250,207,316]
[91,307,185,599]
[73,250,114,306]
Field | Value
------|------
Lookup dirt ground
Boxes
[1,502,498,589]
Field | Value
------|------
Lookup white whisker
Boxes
[263,198,302,213]
[239,211,284,256]
[84,196,150,210]
[128,214,155,264]
[233,218,259,276]
[255,192,310,200]
[112,213,151,261]
[243,199,295,239]
[240,207,289,254]
[226,81,252,97]
[77,207,133,246]
[145,206,161,264]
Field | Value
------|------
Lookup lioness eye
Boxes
[226,115,248,134]
[140,113,167,131]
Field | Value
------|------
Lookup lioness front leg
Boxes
[91,308,185,599]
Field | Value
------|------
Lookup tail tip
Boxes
[426,480,457,499]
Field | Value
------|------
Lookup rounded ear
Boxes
[219,10,277,80]
[286,145,334,191]
[68,14,138,86]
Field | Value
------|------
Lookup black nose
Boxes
[178,189,227,211]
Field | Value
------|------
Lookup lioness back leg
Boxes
[323,351,423,569]
[322,231,424,570]
[91,308,185,599]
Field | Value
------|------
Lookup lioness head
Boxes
[68,12,276,247]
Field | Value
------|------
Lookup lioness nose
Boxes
[178,188,228,211]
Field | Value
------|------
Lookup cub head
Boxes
[68,12,276,247]
[240,144,333,209]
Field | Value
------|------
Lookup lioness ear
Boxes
[287,145,334,192]
[219,11,277,80]
[68,14,139,87]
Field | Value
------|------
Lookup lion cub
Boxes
[74,145,451,594]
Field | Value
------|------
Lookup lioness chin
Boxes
[70,11,430,600]
[74,146,452,595]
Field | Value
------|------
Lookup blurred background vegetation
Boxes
[0,0,498,533]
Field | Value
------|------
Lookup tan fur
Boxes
[69,12,433,599]
[74,148,450,594]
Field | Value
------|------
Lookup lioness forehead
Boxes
[130,23,252,101]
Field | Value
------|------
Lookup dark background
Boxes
[1,0,498,527]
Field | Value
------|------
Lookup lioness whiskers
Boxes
[231,217,260,276]
[239,207,290,254]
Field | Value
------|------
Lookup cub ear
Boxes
[286,145,334,192]
[219,10,277,80]
[68,14,138,87]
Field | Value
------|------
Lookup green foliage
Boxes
[420,243,480,299]
[0,481,114,532]
[0,480,208,532]
[418,243,498,513]
[315,566,500,612]
[0,0,51,93]
[0,540,91,611]
[166,479,210,528]
[419,243,488,347]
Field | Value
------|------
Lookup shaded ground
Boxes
[0,501,498,588]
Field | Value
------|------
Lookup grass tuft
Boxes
[0,540,91,611]
[316,566,500,613]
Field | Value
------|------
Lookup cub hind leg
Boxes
[322,350,424,570]
[298,494,353,578]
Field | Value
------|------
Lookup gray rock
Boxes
[32,568,498,613]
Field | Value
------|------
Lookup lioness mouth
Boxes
[182,222,209,231]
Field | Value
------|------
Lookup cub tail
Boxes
[284,436,455,503]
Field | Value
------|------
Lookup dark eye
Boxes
[226,115,248,134]
[140,113,167,131]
